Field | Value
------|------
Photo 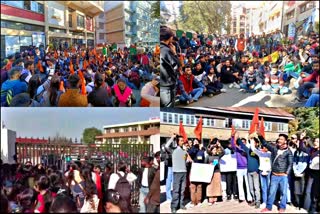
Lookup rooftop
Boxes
[103,119,160,129]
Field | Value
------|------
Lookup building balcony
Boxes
[65,1,104,17]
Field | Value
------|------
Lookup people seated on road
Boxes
[258,61,271,80]
[177,65,205,104]
[192,61,206,82]
[262,64,289,95]
[140,76,160,107]
[240,64,263,93]
[259,47,268,59]
[58,73,88,107]
[295,60,319,102]
[221,59,241,88]
[202,66,225,97]
[87,72,113,107]
[233,55,248,78]
[111,77,136,107]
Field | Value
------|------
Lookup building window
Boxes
[168,114,173,123]
[99,22,104,30]
[278,123,288,132]
[179,115,184,124]
[49,27,66,33]
[114,129,119,133]
[264,122,272,131]
[105,129,110,133]
[162,112,167,123]
[242,120,250,129]
[191,116,195,125]
[1,20,44,32]
[99,33,104,40]
[206,118,210,126]
[225,118,233,128]
[286,10,295,19]
[131,127,137,131]
[98,12,104,18]
[300,2,314,14]
[174,114,178,124]
[186,115,190,125]
[77,14,85,28]
[69,14,73,28]
[1,0,43,14]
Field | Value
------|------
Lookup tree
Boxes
[284,107,319,139]
[82,127,102,145]
[151,1,160,19]
[178,1,232,34]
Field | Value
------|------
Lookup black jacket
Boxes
[160,42,180,88]
[259,136,293,175]
[179,36,189,49]
[137,167,156,189]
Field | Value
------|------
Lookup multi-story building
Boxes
[282,1,318,39]
[230,3,246,36]
[0,1,103,58]
[102,1,160,48]
[160,107,294,147]
[95,118,160,152]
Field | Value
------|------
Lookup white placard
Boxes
[160,161,165,181]
[220,154,237,172]
[190,163,215,183]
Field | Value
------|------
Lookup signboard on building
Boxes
[32,32,46,47]
[288,23,296,40]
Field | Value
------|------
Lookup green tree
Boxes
[284,107,319,139]
[82,127,102,145]
[151,1,160,19]
[178,1,231,34]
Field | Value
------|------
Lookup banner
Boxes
[220,154,237,172]
[288,23,296,40]
[249,51,279,64]
[190,163,214,183]
[160,161,165,181]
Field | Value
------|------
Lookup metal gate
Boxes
[16,142,154,208]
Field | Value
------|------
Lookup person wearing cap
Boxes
[160,26,180,107]
[140,76,160,107]
[111,77,136,107]
[87,72,112,107]
[58,73,88,107]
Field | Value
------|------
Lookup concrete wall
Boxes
[1,128,16,164]
[150,134,160,152]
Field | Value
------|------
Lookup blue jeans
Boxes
[179,88,204,102]
[298,82,316,99]
[262,84,289,95]
[283,71,299,81]
[139,186,149,213]
[266,175,288,210]
[260,172,271,204]
[166,167,173,201]
[305,94,320,107]
[255,45,261,52]
[240,83,262,93]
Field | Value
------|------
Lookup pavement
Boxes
[160,197,308,213]
[176,79,306,107]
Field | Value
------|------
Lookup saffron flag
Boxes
[59,81,65,91]
[249,108,260,134]
[260,117,265,138]
[37,60,44,73]
[179,121,188,142]
[83,60,88,69]
[70,61,75,74]
[194,117,203,140]
[231,125,236,136]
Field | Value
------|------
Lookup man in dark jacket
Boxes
[179,33,189,54]
[258,132,293,213]
[160,26,180,107]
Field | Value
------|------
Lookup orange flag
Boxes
[83,60,88,69]
[78,70,86,95]
[72,47,76,54]
[249,108,260,134]
[194,117,203,140]
[81,51,86,58]
[5,61,12,71]
[260,117,265,138]
[179,121,188,142]
[37,60,44,73]
[59,81,65,91]
[64,50,68,57]
[69,61,75,74]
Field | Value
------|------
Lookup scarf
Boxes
[114,84,131,105]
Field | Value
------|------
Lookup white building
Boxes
[1,127,16,164]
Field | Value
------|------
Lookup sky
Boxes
[1,108,159,141]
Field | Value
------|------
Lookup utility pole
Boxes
[280,1,285,33]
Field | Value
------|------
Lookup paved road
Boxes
[176,79,305,107]
[160,198,307,213]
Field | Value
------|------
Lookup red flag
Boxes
[249,108,260,134]
[260,117,265,138]
[37,60,44,73]
[179,121,188,142]
[194,117,203,140]
[54,51,58,59]
[69,61,75,74]
[231,125,235,136]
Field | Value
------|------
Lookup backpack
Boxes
[1,89,13,106]
[114,173,131,203]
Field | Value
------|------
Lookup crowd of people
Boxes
[160,25,319,107]
[0,152,160,213]
[1,43,160,107]
[161,130,319,213]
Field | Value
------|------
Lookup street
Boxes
[160,198,307,213]
[177,79,305,107]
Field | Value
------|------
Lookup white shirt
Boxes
[108,171,137,190]
[142,168,149,187]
